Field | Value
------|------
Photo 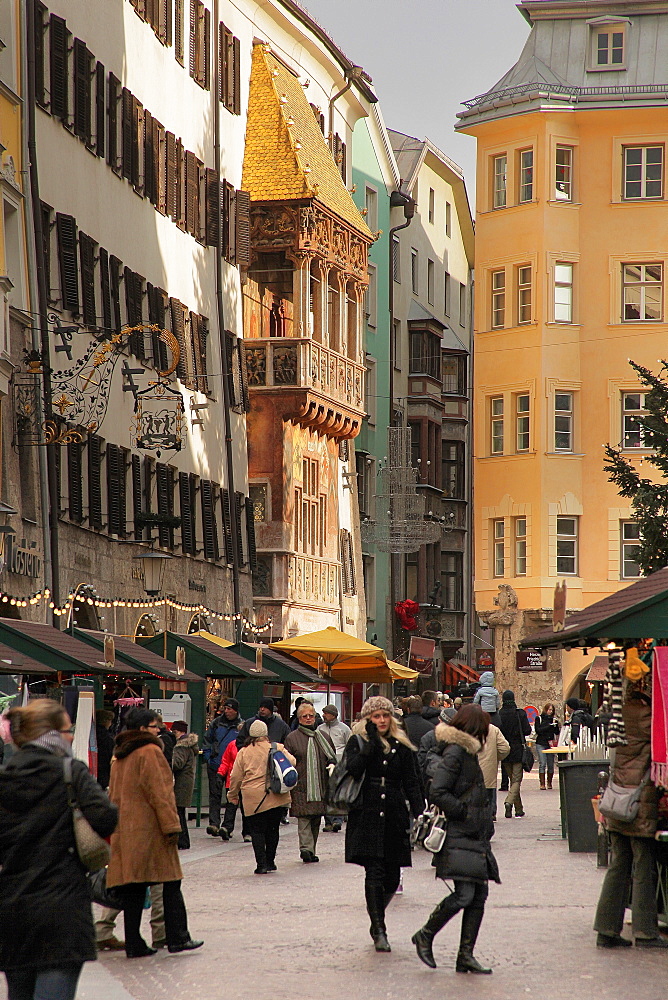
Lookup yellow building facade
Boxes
[459,0,668,703]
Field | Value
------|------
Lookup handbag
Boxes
[63,757,111,873]
[599,770,651,824]
[327,735,365,812]
[87,868,125,910]
[519,713,534,773]
[411,804,447,853]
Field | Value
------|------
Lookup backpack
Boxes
[265,742,298,794]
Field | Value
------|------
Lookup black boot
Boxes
[411,895,460,968]
[456,905,492,974]
[365,884,391,952]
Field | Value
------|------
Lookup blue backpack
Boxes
[266,742,298,794]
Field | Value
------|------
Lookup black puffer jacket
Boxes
[344,726,424,867]
[498,704,531,764]
[426,724,500,884]
[534,713,559,748]
[0,746,118,971]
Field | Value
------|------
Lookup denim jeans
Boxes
[5,964,82,1000]
[535,744,554,777]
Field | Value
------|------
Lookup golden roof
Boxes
[242,44,372,240]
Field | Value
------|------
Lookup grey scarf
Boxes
[25,729,73,757]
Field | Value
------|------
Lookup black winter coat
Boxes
[427,725,500,884]
[95,723,115,788]
[344,729,424,867]
[236,713,289,749]
[534,713,559,748]
[0,746,118,971]
[498,704,531,763]
[403,712,434,746]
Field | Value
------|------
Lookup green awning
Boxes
[229,642,321,684]
[74,629,204,683]
[0,618,141,676]
[140,631,278,680]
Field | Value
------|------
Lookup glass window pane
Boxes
[646,263,662,282]
[557,517,576,536]
[624,393,642,410]
[517,394,530,412]
[555,263,572,284]
[492,397,503,416]
[644,285,662,320]
[555,392,572,411]
[624,287,641,320]
[623,522,640,540]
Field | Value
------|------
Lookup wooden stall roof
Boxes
[0,618,141,675]
[74,630,204,683]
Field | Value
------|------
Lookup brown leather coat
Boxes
[605,697,658,839]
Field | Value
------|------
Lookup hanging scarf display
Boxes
[651,647,668,786]
[605,648,627,747]
[298,725,336,802]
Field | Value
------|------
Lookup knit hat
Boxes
[360,696,394,718]
[322,704,338,717]
[565,697,580,711]
[249,719,268,739]
[502,690,515,703]
[171,720,188,734]
[224,698,240,713]
[259,697,275,713]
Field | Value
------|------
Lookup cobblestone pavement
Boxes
[4,772,668,1000]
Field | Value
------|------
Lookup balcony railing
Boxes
[243,338,365,413]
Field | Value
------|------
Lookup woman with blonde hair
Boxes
[0,699,117,1000]
[344,696,424,952]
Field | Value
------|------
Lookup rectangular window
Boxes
[409,330,441,380]
[519,149,534,203]
[365,186,378,232]
[392,236,400,282]
[493,520,505,577]
[622,391,648,449]
[555,392,574,451]
[491,396,504,455]
[442,440,465,499]
[556,516,578,575]
[444,271,451,315]
[621,521,641,578]
[365,356,377,424]
[459,282,466,327]
[518,265,532,324]
[622,263,662,321]
[555,146,573,200]
[365,263,377,328]
[623,146,663,200]
[491,269,505,328]
[445,201,451,237]
[515,517,527,576]
[392,318,401,368]
[427,259,435,304]
[340,528,356,596]
[219,22,241,114]
[442,354,466,395]
[428,187,435,224]
[411,248,419,294]
[356,452,370,518]
[516,393,530,452]
[596,29,624,66]
[441,552,463,610]
[554,262,573,322]
[493,154,507,208]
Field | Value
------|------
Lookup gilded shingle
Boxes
[242,44,372,239]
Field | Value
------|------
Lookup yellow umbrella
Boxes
[387,660,420,680]
[270,626,392,682]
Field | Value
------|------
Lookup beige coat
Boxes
[107,731,183,888]
[228,738,295,815]
[477,723,510,789]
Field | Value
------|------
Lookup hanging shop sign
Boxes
[132,380,185,456]
[516,649,546,672]
[0,534,42,579]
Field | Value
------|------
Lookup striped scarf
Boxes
[605,650,627,748]
[298,725,336,802]
[25,730,73,757]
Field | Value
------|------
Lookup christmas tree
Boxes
[604,360,668,574]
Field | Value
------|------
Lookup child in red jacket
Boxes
[217,742,249,840]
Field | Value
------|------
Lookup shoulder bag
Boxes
[63,757,111,873]
[519,713,534,773]
[87,868,124,909]
[411,804,447,854]
[599,769,651,824]
[327,735,365,812]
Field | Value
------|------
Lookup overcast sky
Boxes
[301,0,531,196]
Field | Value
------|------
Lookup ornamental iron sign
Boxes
[132,380,185,456]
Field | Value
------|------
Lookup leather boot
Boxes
[456,905,492,974]
[412,895,460,968]
[539,772,546,790]
[365,884,391,952]
[547,773,553,789]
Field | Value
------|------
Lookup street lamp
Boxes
[133,550,172,597]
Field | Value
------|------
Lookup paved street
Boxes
[7,771,666,1000]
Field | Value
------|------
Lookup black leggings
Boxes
[244,806,282,868]
[119,880,189,953]
[363,858,401,897]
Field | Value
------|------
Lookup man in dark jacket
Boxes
[203,699,243,835]
[421,691,441,726]
[95,709,115,789]
[236,697,289,748]
[403,696,434,747]
[565,697,595,743]
[497,690,531,819]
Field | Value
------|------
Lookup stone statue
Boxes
[487,584,519,626]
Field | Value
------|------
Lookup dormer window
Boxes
[588,18,629,72]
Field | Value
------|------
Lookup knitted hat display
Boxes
[249,719,268,739]
[605,649,627,747]
[360,696,394,718]
[624,647,649,683]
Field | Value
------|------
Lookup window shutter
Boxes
[233,35,241,114]
[225,29,235,112]
[99,247,112,334]
[107,73,121,173]
[109,255,122,333]
[79,233,97,326]
[56,213,80,314]
[124,269,145,357]
[73,39,92,143]
[154,118,165,213]
[205,169,220,247]
[238,338,250,411]
[148,284,169,370]
[165,131,177,218]
[188,0,196,78]
[95,62,105,157]
[156,462,175,547]
[68,438,83,523]
[203,7,210,90]
[34,2,47,108]
[200,479,218,559]
[235,189,251,267]
[49,14,69,121]
[340,141,347,182]
[170,298,188,380]
[245,496,257,572]
[223,182,236,263]
[225,331,238,406]
[88,433,103,529]
[218,23,227,104]
[40,201,52,300]
[132,453,144,539]
[107,444,127,537]
[339,528,356,595]
[175,138,185,227]
[185,150,197,235]
[122,88,133,180]
[144,109,155,204]
[234,492,245,566]
[160,0,172,45]
[131,96,143,191]
[179,471,195,554]
[174,0,184,64]
[221,488,233,564]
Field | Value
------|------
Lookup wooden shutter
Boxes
[339,528,356,595]
[95,62,105,157]
[245,496,257,572]
[154,119,166,214]
[56,213,79,314]
[122,88,133,180]
[68,438,83,523]
[234,492,245,566]
[109,255,122,333]
[49,14,69,121]
[200,480,218,560]
[179,471,195,554]
[34,2,47,108]
[174,0,184,64]
[131,96,143,191]
[156,462,175,547]
[148,284,169,370]
[106,444,127,537]
[144,109,155,204]
[205,169,220,247]
[225,28,235,112]
[88,433,103,529]
[79,233,97,326]
[218,23,227,104]
[221,487,233,564]
[165,131,176,218]
[238,338,250,411]
[232,35,241,114]
[225,331,238,406]
[40,201,52,300]
[203,6,210,90]
[132,453,143,539]
[159,0,172,45]
[189,314,208,393]
[222,181,236,263]
[124,269,145,357]
[175,138,185,227]
[170,298,188,380]
[188,0,197,78]
[340,142,347,182]
[235,189,251,267]
[108,74,121,173]
[73,39,92,143]
[99,247,112,333]
[185,151,197,235]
